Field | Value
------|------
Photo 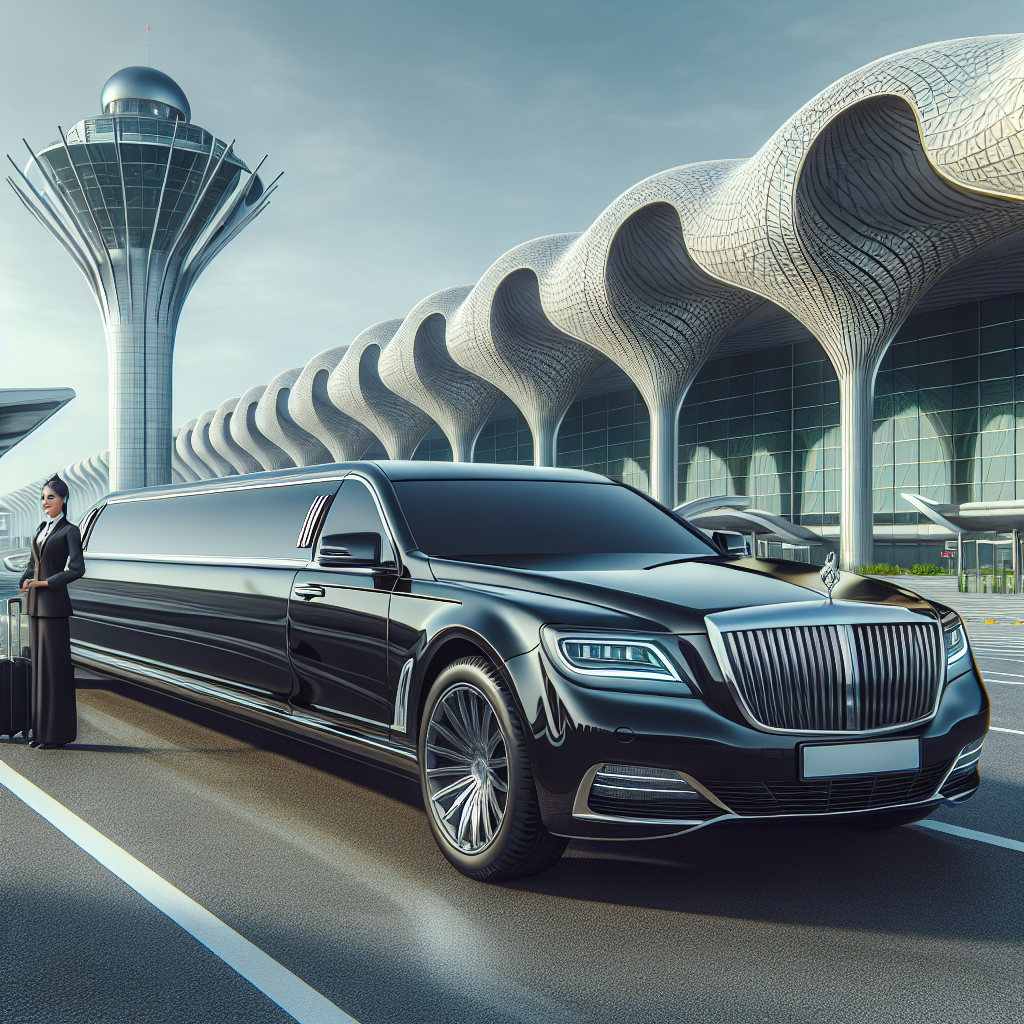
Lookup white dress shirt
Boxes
[36,511,65,548]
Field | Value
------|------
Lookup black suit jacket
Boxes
[19,518,86,617]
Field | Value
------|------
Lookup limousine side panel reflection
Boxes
[70,462,989,881]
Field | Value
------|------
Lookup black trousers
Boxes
[29,615,77,745]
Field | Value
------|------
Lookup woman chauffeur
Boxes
[18,474,85,749]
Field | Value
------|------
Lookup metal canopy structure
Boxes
[0,388,75,457]
[901,493,1024,534]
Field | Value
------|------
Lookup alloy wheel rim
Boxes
[425,683,509,853]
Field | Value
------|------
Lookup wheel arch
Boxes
[411,626,526,742]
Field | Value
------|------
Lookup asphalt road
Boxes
[1,592,1022,1022]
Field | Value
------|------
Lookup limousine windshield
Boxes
[393,479,717,568]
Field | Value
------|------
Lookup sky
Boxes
[2,0,1022,492]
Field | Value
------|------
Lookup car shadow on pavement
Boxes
[504,819,1024,941]
[85,676,424,810]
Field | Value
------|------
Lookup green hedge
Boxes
[859,563,946,576]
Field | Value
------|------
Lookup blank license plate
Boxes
[802,738,920,779]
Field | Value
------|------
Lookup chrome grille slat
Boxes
[723,621,943,733]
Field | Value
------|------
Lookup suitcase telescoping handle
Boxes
[6,597,23,660]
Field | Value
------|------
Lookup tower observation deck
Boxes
[7,66,280,490]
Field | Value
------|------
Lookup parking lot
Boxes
[1,584,1022,1023]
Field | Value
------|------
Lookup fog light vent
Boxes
[587,764,720,821]
[941,738,984,800]
[592,764,699,801]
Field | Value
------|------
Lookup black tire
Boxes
[839,805,939,831]
[418,657,568,881]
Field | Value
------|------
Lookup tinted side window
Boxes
[316,479,395,566]
[88,481,340,559]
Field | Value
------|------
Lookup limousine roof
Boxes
[103,460,611,504]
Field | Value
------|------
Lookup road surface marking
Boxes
[990,727,1024,735]
[0,759,357,1024]
[916,819,1024,853]
[983,677,1024,685]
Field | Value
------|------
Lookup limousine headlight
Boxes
[941,610,969,672]
[560,639,674,677]
[541,628,695,695]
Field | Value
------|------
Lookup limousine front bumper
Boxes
[509,646,989,841]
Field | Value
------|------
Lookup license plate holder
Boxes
[801,738,920,780]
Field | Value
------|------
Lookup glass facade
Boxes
[397,292,1022,567]
[677,291,1024,563]
[556,389,650,491]
[679,340,841,523]
[473,412,533,465]
[41,118,243,251]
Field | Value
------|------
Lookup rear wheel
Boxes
[419,657,568,881]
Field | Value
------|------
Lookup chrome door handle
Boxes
[293,584,326,600]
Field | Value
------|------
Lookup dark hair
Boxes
[42,474,70,515]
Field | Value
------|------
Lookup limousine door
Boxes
[288,477,398,739]
[75,480,341,704]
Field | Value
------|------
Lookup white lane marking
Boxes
[916,819,1024,853]
[990,727,1024,735]
[0,760,357,1024]
[983,678,1024,685]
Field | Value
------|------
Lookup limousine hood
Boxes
[426,556,936,634]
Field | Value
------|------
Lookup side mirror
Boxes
[712,532,750,557]
[318,532,382,567]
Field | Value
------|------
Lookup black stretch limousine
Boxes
[69,462,988,880]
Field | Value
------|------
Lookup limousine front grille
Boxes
[703,759,952,816]
[721,621,943,733]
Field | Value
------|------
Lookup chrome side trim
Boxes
[71,640,417,763]
[308,703,388,729]
[86,552,307,568]
[391,658,414,733]
[105,475,349,503]
[72,639,285,714]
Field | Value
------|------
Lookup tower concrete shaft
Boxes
[7,68,279,491]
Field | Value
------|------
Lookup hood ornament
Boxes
[819,551,839,603]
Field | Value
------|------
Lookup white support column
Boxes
[648,401,680,508]
[837,363,876,572]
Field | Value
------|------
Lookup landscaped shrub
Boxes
[910,563,945,575]
[859,563,904,575]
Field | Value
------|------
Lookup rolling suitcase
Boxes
[1,597,31,739]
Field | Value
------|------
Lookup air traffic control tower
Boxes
[7,67,279,490]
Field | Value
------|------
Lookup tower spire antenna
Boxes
[146,23,150,66]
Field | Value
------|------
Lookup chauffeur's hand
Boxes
[21,580,48,590]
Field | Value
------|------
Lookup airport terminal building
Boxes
[4,36,1023,576]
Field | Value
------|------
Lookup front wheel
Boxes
[418,657,568,881]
